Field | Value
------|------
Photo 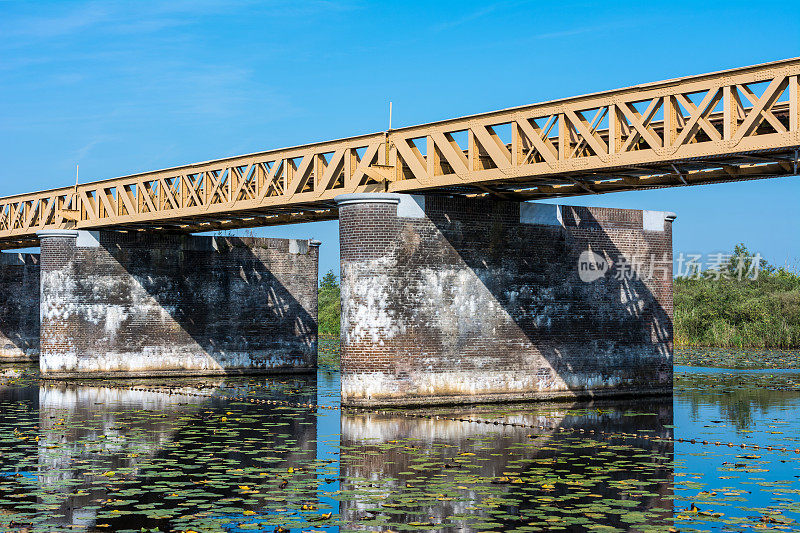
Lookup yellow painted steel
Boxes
[1,58,798,248]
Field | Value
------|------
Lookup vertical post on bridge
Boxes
[790,75,799,134]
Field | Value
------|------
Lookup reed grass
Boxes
[674,247,800,349]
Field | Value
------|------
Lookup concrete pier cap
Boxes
[334,193,403,206]
[36,229,79,240]
[335,192,427,219]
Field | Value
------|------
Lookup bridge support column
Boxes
[336,193,675,407]
[0,252,40,362]
[38,229,319,377]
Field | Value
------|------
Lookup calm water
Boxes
[0,352,799,532]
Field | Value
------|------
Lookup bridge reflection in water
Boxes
[0,368,675,531]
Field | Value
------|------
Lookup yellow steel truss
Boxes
[1,58,799,248]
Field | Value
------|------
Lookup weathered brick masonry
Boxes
[336,193,675,406]
[0,252,40,362]
[38,230,318,377]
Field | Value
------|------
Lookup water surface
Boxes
[0,350,798,532]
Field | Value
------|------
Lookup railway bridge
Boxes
[1,58,798,406]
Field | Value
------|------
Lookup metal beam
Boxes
[1,57,799,248]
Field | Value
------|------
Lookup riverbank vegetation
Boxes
[318,270,340,336]
[674,245,800,349]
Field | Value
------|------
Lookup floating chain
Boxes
[104,385,800,455]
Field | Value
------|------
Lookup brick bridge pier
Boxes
[34,230,319,377]
[0,193,674,406]
[335,193,675,407]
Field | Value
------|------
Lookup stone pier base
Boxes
[336,193,675,407]
[0,252,40,362]
[38,230,319,378]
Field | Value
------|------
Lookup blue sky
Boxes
[1,0,798,278]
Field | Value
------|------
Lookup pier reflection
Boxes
[37,381,217,528]
[1,367,676,532]
[0,373,322,532]
[340,400,673,531]
[3,360,797,531]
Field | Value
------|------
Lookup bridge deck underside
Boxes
[1,58,799,249]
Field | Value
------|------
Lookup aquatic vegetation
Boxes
[676,347,800,369]
[318,335,341,368]
[0,350,798,532]
[672,368,800,532]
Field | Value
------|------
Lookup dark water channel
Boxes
[1,351,799,532]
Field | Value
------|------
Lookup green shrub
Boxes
[318,270,340,336]
[674,244,800,348]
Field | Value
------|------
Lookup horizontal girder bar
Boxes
[1,57,799,248]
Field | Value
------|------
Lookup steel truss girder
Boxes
[0,58,799,248]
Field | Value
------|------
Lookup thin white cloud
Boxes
[533,27,599,40]
[74,136,109,161]
[431,0,532,33]
[0,0,356,41]
[0,2,113,39]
